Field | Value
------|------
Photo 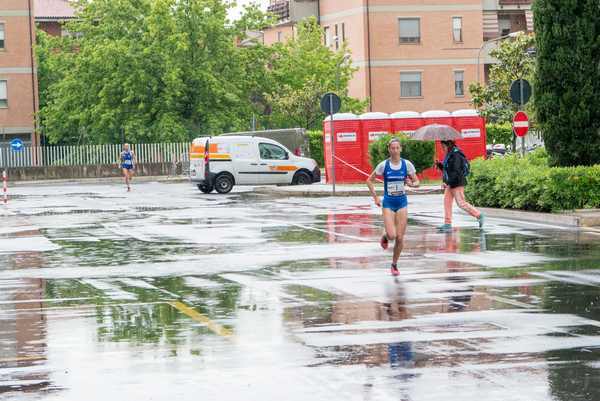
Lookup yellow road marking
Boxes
[168,301,233,337]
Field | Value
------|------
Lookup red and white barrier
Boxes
[2,170,7,204]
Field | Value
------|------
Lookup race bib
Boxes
[388,182,405,196]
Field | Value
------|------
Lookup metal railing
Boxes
[0,142,191,168]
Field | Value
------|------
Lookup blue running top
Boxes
[121,150,133,168]
[383,159,407,199]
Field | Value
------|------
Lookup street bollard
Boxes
[2,170,7,204]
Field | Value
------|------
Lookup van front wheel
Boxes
[214,174,234,194]
[292,171,312,185]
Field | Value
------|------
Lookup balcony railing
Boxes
[499,0,532,5]
[267,1,290,21]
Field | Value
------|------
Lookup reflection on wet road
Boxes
[1,182,600,400]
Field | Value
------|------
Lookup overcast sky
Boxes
[227,0,269,20]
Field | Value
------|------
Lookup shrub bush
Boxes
[368,134,435,173]
[465,151,600,212]
[486,123,513,147]
[307,130,324,167]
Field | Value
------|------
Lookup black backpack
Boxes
[459,151,470,177]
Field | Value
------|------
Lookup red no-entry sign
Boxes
[513,111,529,137]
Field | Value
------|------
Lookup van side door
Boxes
[231,140,263,185]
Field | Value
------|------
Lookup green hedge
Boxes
[465,149,600,212]
[486,123,513,147]
[307,130,324,167]
[369,134,435,173]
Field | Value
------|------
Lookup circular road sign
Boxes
[10,138,24,152]
[320,92,341,115]
[513,111,529,137]
[510,79,532,105]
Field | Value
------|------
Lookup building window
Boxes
[452,17,462,42]
[334,24,339,50]
[454,71,464,96]
[0,80,7,108]
[400,72,421,97]
[398,18,420,44]
[324,26,331,47]
[0,23,5,49]
[498,16,511,37]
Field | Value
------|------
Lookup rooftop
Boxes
[35,0,76,20]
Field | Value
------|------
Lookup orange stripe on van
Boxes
[209,154,232,160]
[272,165,298,172]
[190,153,231,160]
[190,143,218,154]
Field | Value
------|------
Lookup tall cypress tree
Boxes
[533,0,600,166]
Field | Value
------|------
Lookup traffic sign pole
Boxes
[520,80,525,156]
[509,79,531,155]
[321,93,341,196]
[329,96,336,196]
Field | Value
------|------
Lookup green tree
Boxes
[533,0,600,166]
[39,0,258,144]
[265,18,367,130]
[36,30,79,144]
[469,33,536,123]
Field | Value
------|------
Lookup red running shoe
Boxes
[391,263,399,276]
[380,234,389,250]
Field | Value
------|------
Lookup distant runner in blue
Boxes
[367,138,420,276]
[120,143,136,192]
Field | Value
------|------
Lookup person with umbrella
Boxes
[366,138,420,276]
[436,139,484,230]
[413,124,484,231]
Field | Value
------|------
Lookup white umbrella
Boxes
[413,124,461,141]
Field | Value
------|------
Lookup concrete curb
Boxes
[10,176,189,187]
[479,207,600,227]
[254,185,442,198]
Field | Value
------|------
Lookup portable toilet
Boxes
[323,113,364,183]
[451,109,487,161]
[390,111,423,137]
[359,112,391,172]
[421,110,453,127]
[420,110,453,180]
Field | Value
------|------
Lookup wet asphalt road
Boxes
[1,181,600,401]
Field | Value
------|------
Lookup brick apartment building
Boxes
[263,0,533,113]
[0,0,39,147]
[0,0,75,150]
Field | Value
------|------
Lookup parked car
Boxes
[189,135,320,194]
[486,144,507,158]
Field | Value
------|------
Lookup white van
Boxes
[189,136,320,194]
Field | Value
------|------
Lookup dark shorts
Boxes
[383,195,408,212]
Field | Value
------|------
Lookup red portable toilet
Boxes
[420,110,453,180]
[421,110,453,127]
[323,113,364,183]
[451,109,487,161]
[359,112,391,172]
[390,111,423,137]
